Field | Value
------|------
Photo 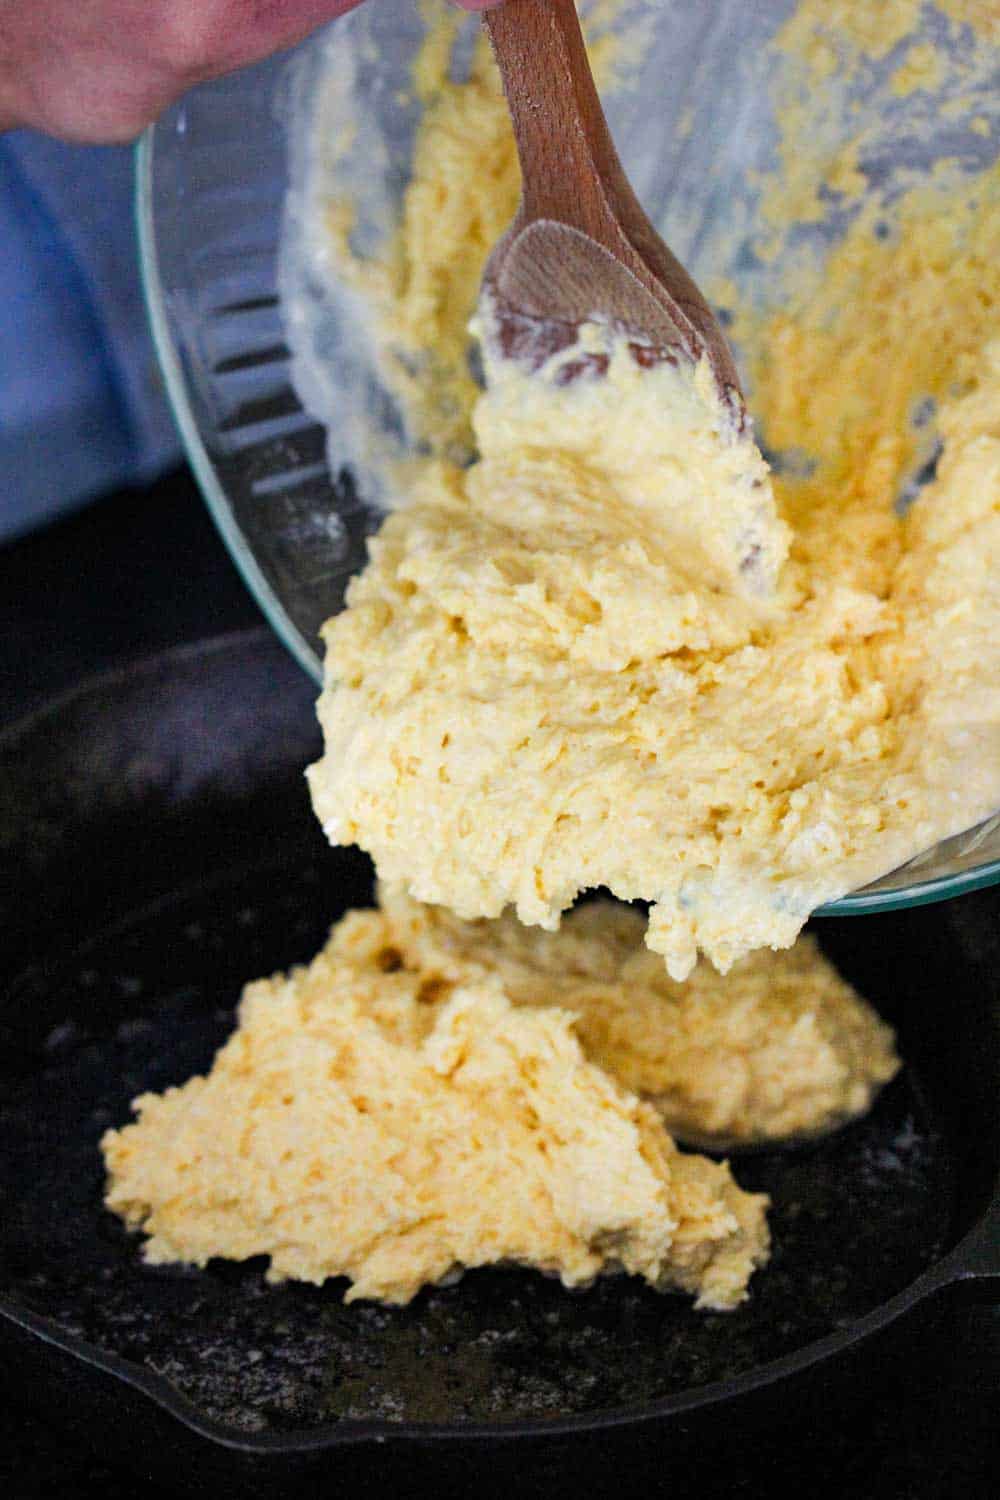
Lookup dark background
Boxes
[0,470,996,1497]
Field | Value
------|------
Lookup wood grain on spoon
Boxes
[481,0,743,403]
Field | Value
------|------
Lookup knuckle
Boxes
[22,63,165,144]
[154,1,240,80]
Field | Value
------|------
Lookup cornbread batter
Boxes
[306,6,1000,978]
[376,885,900,1144]
[102,907,770,1309]
[309,325,1000,977]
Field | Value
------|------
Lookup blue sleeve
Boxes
[0,133,181,542]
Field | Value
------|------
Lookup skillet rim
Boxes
[0,1215,993,1454]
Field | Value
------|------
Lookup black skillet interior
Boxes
[0,632,997,1463]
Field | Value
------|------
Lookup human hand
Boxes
[0,0,501,144]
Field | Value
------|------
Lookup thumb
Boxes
[234,0,507,68]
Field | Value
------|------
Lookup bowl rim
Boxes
[813,858,1000,915]
[134,124,322,690]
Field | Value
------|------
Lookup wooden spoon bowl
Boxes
[481,0,743,410]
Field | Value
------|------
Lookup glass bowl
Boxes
[137,4,1000,917]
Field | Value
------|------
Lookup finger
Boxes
[204,1,369,71]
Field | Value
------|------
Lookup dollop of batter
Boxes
[376,885,900,1146]
[102,905,769,1310]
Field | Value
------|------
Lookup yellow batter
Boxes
[375,885,900,1145]
[308,6,1000,978]
[102,906,770,1310]
[102,0,990,1321]
[309,320,1000,977]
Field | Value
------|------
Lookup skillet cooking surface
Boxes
[0,632,993,1441]
[0,857,952,1432]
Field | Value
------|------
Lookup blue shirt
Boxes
[0,133,181,541]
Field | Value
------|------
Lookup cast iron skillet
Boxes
[0,631,997,1498]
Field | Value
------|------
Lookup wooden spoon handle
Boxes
[483,0,742,399]
[483,0,636,249]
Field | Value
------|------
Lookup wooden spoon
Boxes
[481,0,743,408]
